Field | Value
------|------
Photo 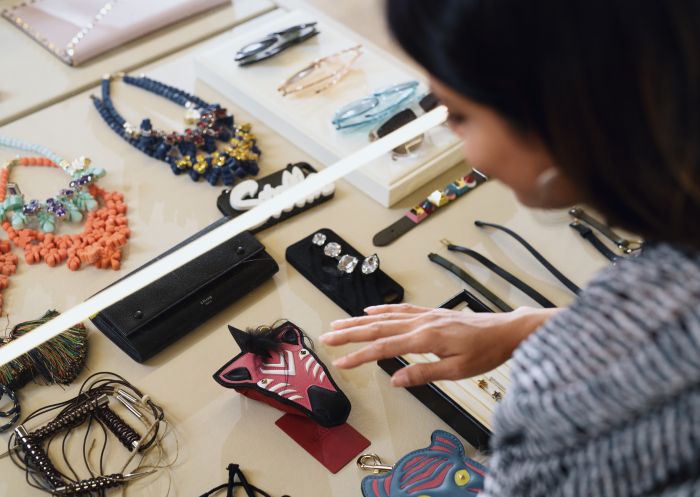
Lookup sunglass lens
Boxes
[333,97,381,128]
[419,92,439,112]
[236,37,277,61]
[377,109,418,138]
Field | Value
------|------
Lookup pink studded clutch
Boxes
[2,0,228,66]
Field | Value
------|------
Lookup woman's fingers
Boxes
[391,356,466,387]
[330,312,421,331]
[364,303,435,315]
[332,330,432,368]
[321,305,438,344]
[321,316,419,346]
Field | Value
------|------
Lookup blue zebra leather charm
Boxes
[361,430,486,496]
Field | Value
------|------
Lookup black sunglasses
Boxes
[235,22,320,66]
[369,92,440,157]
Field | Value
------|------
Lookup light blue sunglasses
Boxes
[332,80,419,130]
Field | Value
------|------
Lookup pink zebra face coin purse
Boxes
[361,430,487,496]
[213,321,351,427]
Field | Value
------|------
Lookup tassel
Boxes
[0,310,88,390]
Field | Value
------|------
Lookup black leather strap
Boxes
[428,253,513,312]
[569,207,643,254]
[474,220,581,295]
[447,244,557,308]
[372,217,417,247]
[569,221,619,262]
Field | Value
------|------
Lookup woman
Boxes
[320,1,700,495]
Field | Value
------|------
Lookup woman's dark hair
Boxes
[388,0,700,247]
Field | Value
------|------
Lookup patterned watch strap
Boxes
[372,170,487,247]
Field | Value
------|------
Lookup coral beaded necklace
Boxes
[0,137,129,270]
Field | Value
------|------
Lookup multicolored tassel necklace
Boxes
[0,272,89,433]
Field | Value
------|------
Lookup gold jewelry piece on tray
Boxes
[474,376,505,402]
[277,44,363,96]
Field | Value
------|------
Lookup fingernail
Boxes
[391,372,408,387]
[333,357,348,367]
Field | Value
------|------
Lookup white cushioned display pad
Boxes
[404,303,513,431]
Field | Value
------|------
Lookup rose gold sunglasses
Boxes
[277,44,363,96]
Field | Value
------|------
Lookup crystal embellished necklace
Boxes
[0,136,104,233]
[0,137,129,270]
[92,73,261,186]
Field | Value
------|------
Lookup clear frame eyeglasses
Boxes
[331,81,419,130]
[277,45,363,97]
[235,22,320,66]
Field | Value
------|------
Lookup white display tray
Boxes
[194,8,463,207]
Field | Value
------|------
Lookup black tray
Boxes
[378,289,494,450]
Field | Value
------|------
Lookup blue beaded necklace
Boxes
[92,74,261,186]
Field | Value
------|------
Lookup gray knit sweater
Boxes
[483,243,700,497]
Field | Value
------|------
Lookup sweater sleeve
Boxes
[482,244,700,497]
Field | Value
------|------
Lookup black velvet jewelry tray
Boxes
[377,289,493,450]
[285,228,404,317]
[216,162,334,233]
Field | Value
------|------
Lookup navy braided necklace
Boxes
[92,74,261,186]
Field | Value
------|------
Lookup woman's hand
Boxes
[319,303,559,387]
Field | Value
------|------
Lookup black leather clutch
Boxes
[91,218,279,362]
